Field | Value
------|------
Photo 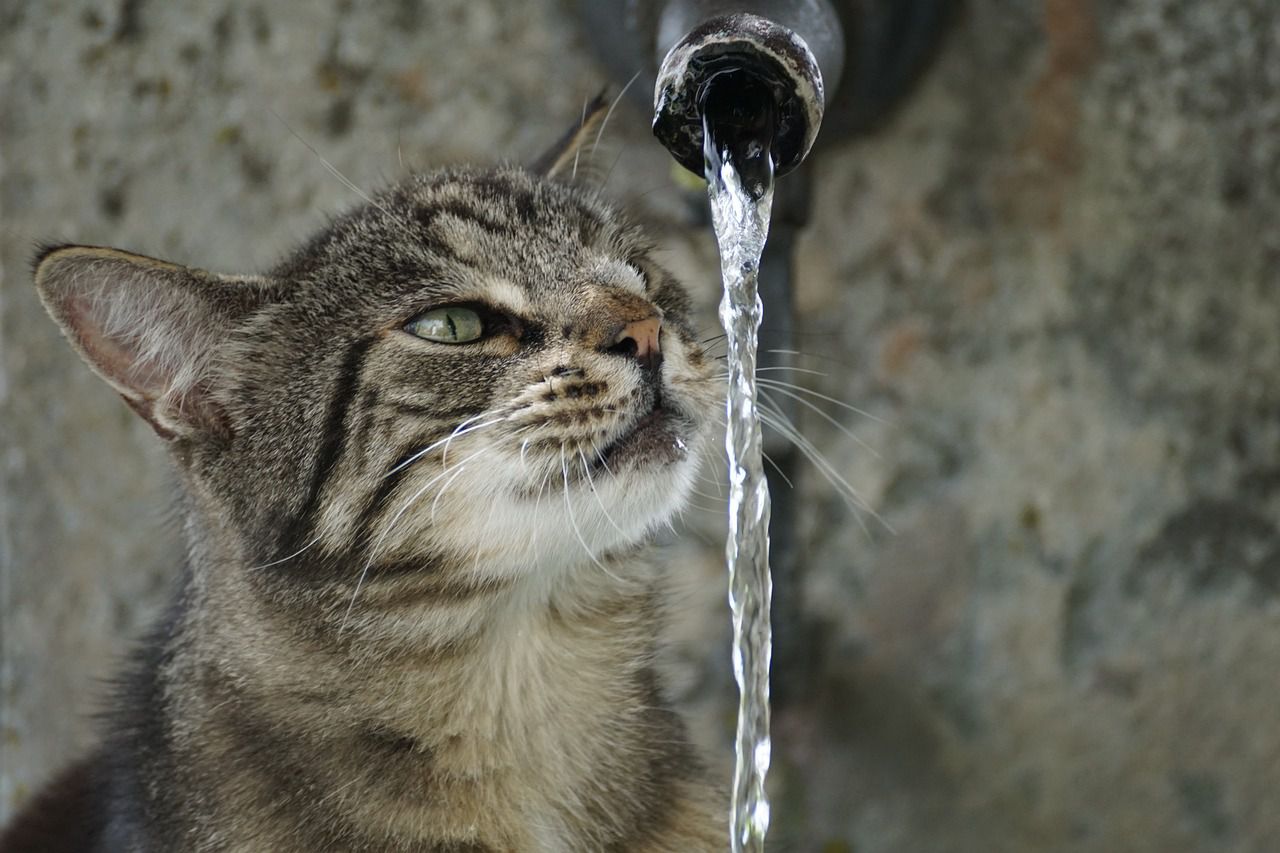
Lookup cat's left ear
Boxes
[33,244,274,441]
[531,90,612,182]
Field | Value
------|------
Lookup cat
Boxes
[1,101,728,852]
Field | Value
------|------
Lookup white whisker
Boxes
[753,365,827,376]
[269,108,391,218]
[578,449,627,538]
[758,383,881,458]
[560,446,622,582]
[386,415,504,478]
[338,447,489,636]
[756,377,888,425]
[430,463,473,523]
[760,448,795,489]
[757,403,894,535]
[247,534,323,572]
[591,71,640,158]
[572,96,589,181]
[681,489,730,513]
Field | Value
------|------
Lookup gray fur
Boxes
[15,160,725,851]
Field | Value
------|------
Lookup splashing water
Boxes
[705,103,775,852]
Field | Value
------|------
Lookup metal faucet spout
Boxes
[652,11,830,180]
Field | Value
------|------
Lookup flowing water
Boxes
[704,108,776,853]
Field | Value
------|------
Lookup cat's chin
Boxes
[594,405,692,472]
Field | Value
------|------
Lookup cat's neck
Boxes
[156,542,689,850]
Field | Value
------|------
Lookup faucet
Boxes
[580,0,954,173]
[579,0,955,707]
[651,6,837,185]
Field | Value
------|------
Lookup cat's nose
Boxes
[603,315,663,371]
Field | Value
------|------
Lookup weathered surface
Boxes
[3,1,1279,850]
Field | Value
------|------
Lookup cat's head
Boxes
[34,114,717,615]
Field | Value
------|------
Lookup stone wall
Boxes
[3,1,1278,850]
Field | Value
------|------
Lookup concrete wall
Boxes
[3,1,1278,850]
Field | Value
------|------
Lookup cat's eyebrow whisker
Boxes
[572,96,589,181]
[590,74,641,194]
[591,70,641,160]
[269,107,392,219]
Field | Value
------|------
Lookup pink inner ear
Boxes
[34,246,262,441]
[64,292,171,402]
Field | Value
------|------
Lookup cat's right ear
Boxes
[33,244,273,442]
[531,90,611,182]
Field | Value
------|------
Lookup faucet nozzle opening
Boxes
[653,13,825,180]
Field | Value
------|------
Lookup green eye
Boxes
[405,306,484,343]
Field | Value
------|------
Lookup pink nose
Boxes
[615,316,662,361]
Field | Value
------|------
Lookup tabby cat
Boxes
[1,104,727,851]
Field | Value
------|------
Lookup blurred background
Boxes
[3,1,1279,850]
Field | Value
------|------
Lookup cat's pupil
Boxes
[407,306,484,343]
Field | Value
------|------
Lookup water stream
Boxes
[704,94,776,853]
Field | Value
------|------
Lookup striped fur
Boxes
[12,166,726,851]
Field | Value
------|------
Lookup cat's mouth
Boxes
[595,393,690,471]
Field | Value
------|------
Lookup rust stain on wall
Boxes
[1000,0,1099,226]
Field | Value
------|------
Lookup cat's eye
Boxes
[405,306,485,344]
